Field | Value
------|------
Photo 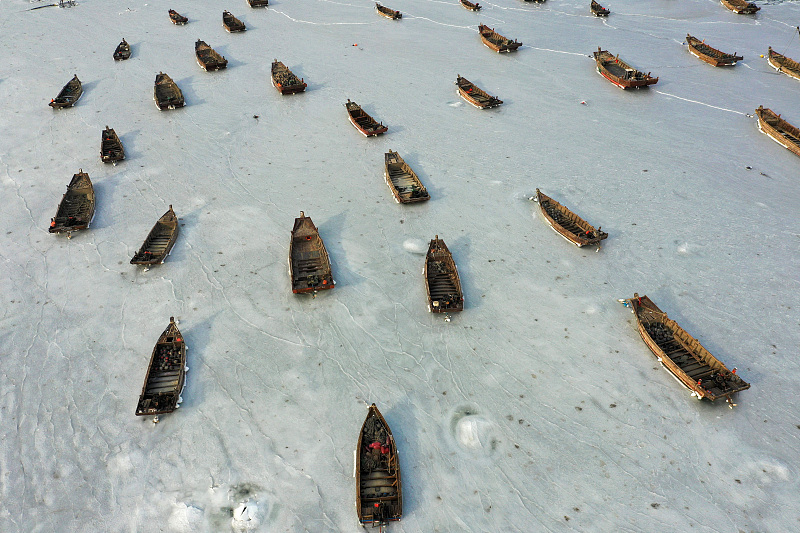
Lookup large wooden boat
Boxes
[154,72,184,110]
[49,74,82,108]
[424,236,463,314]
[590,0,609,16]
[478,24,522,53]
[247,0,269,6]
[135,317,187,420]
[289,212,335,294]
[223,10,246,32]
[49,170,94,237]
[534,189,607,248]
[686,35,742,67]
[767,47,800,82]
[623,294,750,406]
[271,60,307,94]
[356,404,402,527]
[345,100,387,137]
[455,75,502,109]
[113,38,131,60]
[720,0,759,14]
[195,40,228,71]
[460,0,481,11]
[754,106,800,159]
[593,48,658,89]
[168,9,188,25]
[384,151,430,204]
[131,206,180,266]
[101,126,125,164]
[376,3,401,19]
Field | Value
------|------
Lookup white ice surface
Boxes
[1,0,799,531]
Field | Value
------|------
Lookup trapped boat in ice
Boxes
[376,3,401,19]
[223,10,246,32]
[478,24,522,53]
[135,317,187,419]
[460,0,481,11]
[622,294,750,406]
[686,35,742,66]
[424,236,464,314]
[384,150,429,203]
[195,40,228,71]
[345,100,388,137]
[593,48,658,89]
[767,47,800,82]
[168,9,188,25]
[271,60,307,94]
[154,72,184,110]
[131,206,179,266]
[49,75,82,108]
[455,75,502,109]
[720,0,759,14]
[590,0,610,16]
[356,404,402,528]
[113,38,131,60]
[754,106,800,159]
[289,212,334,294]
[534,189,607,248]
[49,170,94,237]
[247,0,269,6]
[101,126,125,163]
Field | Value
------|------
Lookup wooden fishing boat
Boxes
[720,0,759,14]
[131,206,179,266]
[593,48,658,89]
[168,9,188,25]
[590,0,609,16]
[376,3,401,19]
[49,170,95,237]
[195,40,228,71]
[424,236,463,314]
[49,75,82,108]
[384,151,429,204]
[455,75,502,109]
[754,106,800,159]
[345,100,388,137]
[686,35,742,66]
[622,294,750,406]
[135,317,187,420]
[271,60,307,94]
[478,24,522,53]
[289,212,335,294]
[248,0,269,6]
[101,126,125,164]
[767,47,800,82]
[113,38,131,60]
[460,0,481,11]
[223,10,246,32]
[154,72,184,110]
[534,189,607,248]
[356,404,402,528]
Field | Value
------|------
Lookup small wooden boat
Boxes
[223,10,246,32]
[168,9,188,25]
[478,24,522,53]
[455,75,502,109]
[49,170,95,237]
[720,0,759,14]
[271,60,307,94]
[131,206,180,266]
[384,151,429,204]
[424,236,463,314]
[460,0,481,11]
[49,74,82,108]
[767,47,800,82]
[622,294,750,406]
[593,48,658,89]
[534,189,607,249]
[376,3,401,19]
[247,0,269,6]
[590,0,610,16]
[289,212,335,294]
[345,100,388,137]
[135,317,187,420]
[754,106,800,159]
[356,404,402,527]
[195,40,228,71]
[686,35,742,66]
[154,72,184,110]
[101,126,125,164]
[113,38,131,60]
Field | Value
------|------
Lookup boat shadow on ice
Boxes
[175,77,205,107]
[318,210,361,289]
[175,311,220,412]
[208,45,246,69]
[378,398,420,516]
[449,235,481,311]
[397,151,442,201]
[118,129,139,161]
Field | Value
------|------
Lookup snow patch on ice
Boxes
[449,404,500,457]
[403,238,427,255]
[231,500,261,531]
[168,502,205,533]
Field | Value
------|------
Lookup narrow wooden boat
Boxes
[767,47,800,82]
[101,126,125,164]
[113,38,131,60]
[356,404,402,527]
[720,0,759,14]
[424,236,463,313]
[384,151,429,204]
[622,294,750,406]
[154,72,184,110]
[376,3,401,19]
[195,40,228,71]
[49,74,82,108]
[135,317,187,420]
[271,60,307,94]
[478,24,522,53]
[460,0,481,11]
[345,100,388,137]
[131,206,179,266]
[593,48,658,89]
[248,0,269,6]
[223,10,246,32]
[168,9,188,25]
[534,189,607,248]
[455,75,502,109]
[754,106,800,159]
[590,0,609,16]
[289,212,335,294]
[686,35,742,66]
[49,170,95,237]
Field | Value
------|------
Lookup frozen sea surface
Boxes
[1,0,799,531]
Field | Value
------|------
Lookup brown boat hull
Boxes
[356,404,402,526]
[755,106,800,159]
[686,35,741,67]
[136,317,187,416]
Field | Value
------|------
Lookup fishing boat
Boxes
[356,404,402,528]
[593,48,658,89]
[113,38,131,60]
[534,189,607,249]
[455,75,502,109]
[345,100,388,137]
[49,170,95,237]
[754,106,800,159]
[289,212,335,294]
[686,35,742,66]
[384,151,430,204]
[223,10,246,32]
[460,0,481,11]
[131,206,180,266]
[590,0,609,16]
[101,126,125,164]
[154,72,184,110]
[720,0,759,14]
[168,9,188,25]
[478,24,522,53]
[135,317,187,420]
[195,40,228,71]
[376,3,401,19]
[247,0,269,6]
[49,74,82,108]
[424,236,463,314]
[767,47,800,82]
[622,294,750,406]
[271,60,307,94]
